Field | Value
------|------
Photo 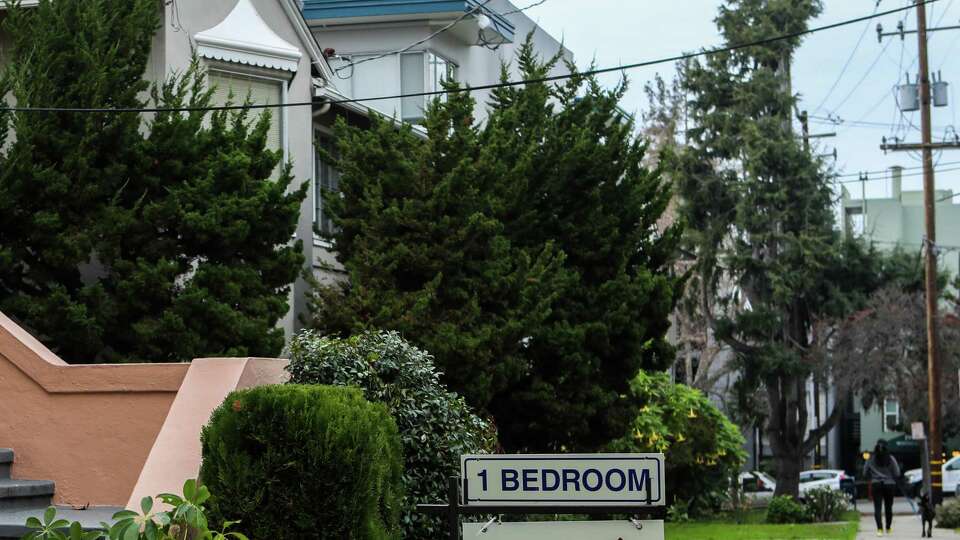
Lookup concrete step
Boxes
[0,479,55,511]
[0,505,120,540]
[0,450,11,480]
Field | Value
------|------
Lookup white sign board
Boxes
[463,520,664,539]
[461,454,665,506]
[912,422,926,440]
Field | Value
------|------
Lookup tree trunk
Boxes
[775,449,803,498]
[766,373,806,498]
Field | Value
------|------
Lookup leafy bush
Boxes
[200,384,404,540]
[937,497,960,529]
[766,495,812,524]
[666,500,691,523]
[725,480,755,525]
[287,330,496,539]
[607,371,745,516]
[22,479,246,540]
[802,486,851,523]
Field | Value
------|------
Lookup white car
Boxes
[737,470,855,503]
[799,469,856,499]
[905,456,960,496]
[738,471,777,504]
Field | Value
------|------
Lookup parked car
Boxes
[737,471,777,506]
[799,469,856,500]
[905,456,960,497]
[737,470,855,504]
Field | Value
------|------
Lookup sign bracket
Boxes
[417,478,662,540]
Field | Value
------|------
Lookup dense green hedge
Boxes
[287,331,497,540]
[200,384,404,539]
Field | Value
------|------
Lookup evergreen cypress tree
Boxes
[0,0,157,360]
[483,45,682,450]
[671,0,889,496]
[0,1,306,362]
[101,64,307,361]
[310,40,682,451]
[310,86,572,423]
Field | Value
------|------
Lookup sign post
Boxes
[416,454,666,540]
[915,422,932,498]
[462,520,665,539]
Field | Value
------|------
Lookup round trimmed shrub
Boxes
[287,330,497,540]
[200,384,404,540]
[767,495,812,524]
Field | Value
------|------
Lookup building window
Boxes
[208,70,284,156]
[315,134,340,237]
[884,399,900,432]
[400,51,457,123]
[850,213,865,236]
[428,52,456,95]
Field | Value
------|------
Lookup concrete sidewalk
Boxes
[855,497,960,538]
[856,497,920,517]
[857,513,959,538]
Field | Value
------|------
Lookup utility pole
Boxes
[916,1,944,505]
[877,1,960,503]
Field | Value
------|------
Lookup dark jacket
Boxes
[863,454,901,486]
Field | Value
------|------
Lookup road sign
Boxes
[913,422,927,440]
[460,453,665,507]
[462,520,664,539]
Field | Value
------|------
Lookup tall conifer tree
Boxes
[310,41,682,451]
[672,0,888,496]
[0,0,305,362]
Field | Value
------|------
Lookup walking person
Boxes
[863,439,901,536]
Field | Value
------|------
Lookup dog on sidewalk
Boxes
[919,493,936,537]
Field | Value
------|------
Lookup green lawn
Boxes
[665,511,860,540]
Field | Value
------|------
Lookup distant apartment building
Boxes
[303,0,571,279]
[842,165,960,277]
[303,0,570,124]
[840,165,960,472]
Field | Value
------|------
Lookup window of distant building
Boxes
[884,399,900,432]
[401,50,458,123]
[314,132,340,237]
[208,70,285,157]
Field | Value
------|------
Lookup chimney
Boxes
[890,166,903,200]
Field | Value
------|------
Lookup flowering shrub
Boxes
[607,371,745,516]
[802,485,850,523]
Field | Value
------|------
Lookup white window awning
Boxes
[195,0,302,73]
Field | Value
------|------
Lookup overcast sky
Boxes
[522,0,960,201]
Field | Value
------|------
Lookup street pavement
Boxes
[855,497,920,517]
[856,497,960,538]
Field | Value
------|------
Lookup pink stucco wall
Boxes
[0,312,288,508]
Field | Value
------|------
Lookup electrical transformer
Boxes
[900,82,920,111]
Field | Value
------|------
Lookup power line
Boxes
[836,164,960,184]
[813,1,882,115]
[810,116,951,131]
[833,159,960,178]
[333,0,496,74]
[502,0,548,16]
[825,36,893,114]
[0,0,938,115]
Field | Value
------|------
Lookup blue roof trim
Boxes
[302,0,515,40]
[303,0,464,20]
